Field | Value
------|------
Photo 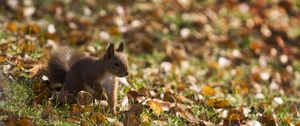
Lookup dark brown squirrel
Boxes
[47,42,128,114]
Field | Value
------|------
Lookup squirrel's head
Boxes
[104,42,129,77]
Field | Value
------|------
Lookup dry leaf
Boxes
[32,88,51,105]
[170,103,199,124]
[201,86,216,97]
[147,100,163,116]
[123,112,140,126]
[28,64,44,78]
[260,113,277,126]
[223,109,245,126]
[5,116,35,126]
[66,117,81,123]
[207,98,230,109]
[123,104,143,126]
[69,104,82,115]
[76,90,94,106]
[7,22,18,32]
[23,24,41,34]
[41,105,57,119]
[90,112,107,125]
[162,91,175,102]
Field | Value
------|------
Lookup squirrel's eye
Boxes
[114,62,120,67]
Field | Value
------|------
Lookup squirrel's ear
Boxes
[106,43,115,58]
[116,42,124,52]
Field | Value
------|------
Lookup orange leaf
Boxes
[207,60,219,69]
[70,104,82,115]
[0,56,6,63]
[7,22,18,32]
[5,116,35,126]
[90,112,106,125]
[147,100,163,116]
[23,24,41,34]
[207,98,230,108]
[201,86,216,97]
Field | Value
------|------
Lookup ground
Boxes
[0,0,300,126]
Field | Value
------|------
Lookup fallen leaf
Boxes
[123,112,140,126]
[69,104,82,115]
[5,116,35,126]
[207,98,230,109]
[90,112,107,125]
[260,113,277,126]
[7,22,18,32]
[28,64,44,78]
[32,88,51,105]
[23,24,41,34]
[162,91,175,102]
[223,109,245,126]
[147,100,163,116]
[201,86,216,97]
[76,90,94,106]
[41,105,57,119]
[66,117,80,123]
[123,104,143,126]
[170,103,199,124]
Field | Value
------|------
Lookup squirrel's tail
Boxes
[47,46,72,85]
[47,46,86,86]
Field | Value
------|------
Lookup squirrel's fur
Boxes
[47,43,128,114]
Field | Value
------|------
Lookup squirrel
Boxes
[47,42,128,114]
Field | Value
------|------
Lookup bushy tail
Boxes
[47,46,86,86]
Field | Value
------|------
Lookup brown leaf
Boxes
[23,24,41,34]
[68,30,90,45]
[41,105,57,119]
[170,103,199,124]
[162,91,175,102]
[223,109,245,126]
[207,98,230,109]
[28,64,44,78]
[176,95,193,105]
[80,120,89,126]
[66,117,81,123]
[76,90,94,106]
[260,113,277,126]
[127,90,145,103]
[32,88,51,105]
[5,116,34,126]
[147,100,163,116]
[123,104,143,126]
[123,112,141,126]
[19,42,35,53]
[90,112,107,125]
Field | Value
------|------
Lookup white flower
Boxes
[273,97,283,105]
[218,57,231,68]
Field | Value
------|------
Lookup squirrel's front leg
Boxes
[103,78,118,114]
